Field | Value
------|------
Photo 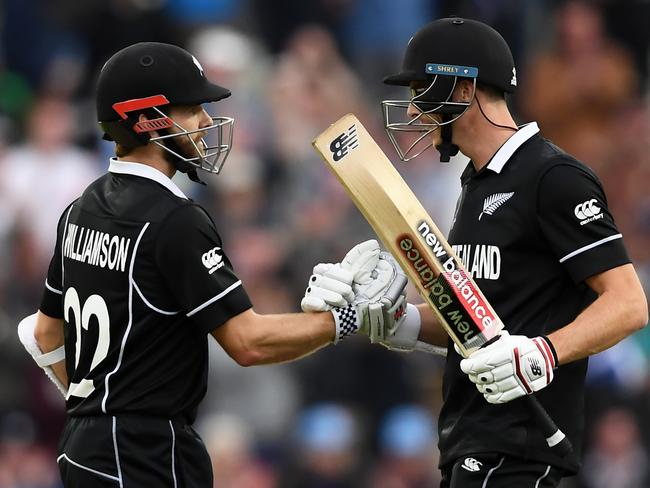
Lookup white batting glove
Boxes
[301,240,380,312]
[17,313,67,397]
[357,252,408,342]
[460,332,557,404]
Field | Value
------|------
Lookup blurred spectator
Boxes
[280,403,369,487]
[580,408,650,488]
[199,412,276,488]
[370,405,441,488]
[0,96,99,273]
[521,0,638,166]
[0,411,61,488]
[586,336,648,393]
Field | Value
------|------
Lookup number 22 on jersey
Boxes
[64,287,110,399]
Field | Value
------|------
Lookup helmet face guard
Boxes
[148,107,234,175]
[381,64,477,161]
[112,94,234,175]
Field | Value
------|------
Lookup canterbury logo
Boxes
[574,199,603,225]
[479,192,514,220]
[529,357,543,378]
[202,246,224,274]
[330,124,359,162]
[511,67,517,86]
[461,457,483,472]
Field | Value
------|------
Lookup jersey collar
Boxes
[485,122,540,174]
[108,158,188,200]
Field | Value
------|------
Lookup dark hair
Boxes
[477,82,505,101]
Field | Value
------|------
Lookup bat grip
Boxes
[524,395,574,457]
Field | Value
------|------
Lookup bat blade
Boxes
[312,113,502,357]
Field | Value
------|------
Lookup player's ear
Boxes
[452,79,474,103]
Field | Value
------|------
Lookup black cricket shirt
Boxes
[439,123,630,472]
[39,159,252,423]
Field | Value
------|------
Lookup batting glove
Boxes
[331,252,409,343]
[301,240,380,312]
[460,333,558,404]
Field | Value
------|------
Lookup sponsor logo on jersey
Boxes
[461,457,483,472]
[574,198,603,225]
[330,124,359,162]
[451,244,501,280]
[479,192,514,221]
[202,246,224,274]
[63,224,131,272]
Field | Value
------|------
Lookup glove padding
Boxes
[460,332,556,404]
[331,252,409,343]
[301,240,380,312]
[17,313,67,397]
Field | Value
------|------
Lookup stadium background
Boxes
[0,0,648,486]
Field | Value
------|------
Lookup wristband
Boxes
[541,335,559,369]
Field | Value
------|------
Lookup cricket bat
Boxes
[312,113,572,456]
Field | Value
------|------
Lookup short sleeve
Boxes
[536,161,630,283]
[155,204,252,333]
[39,204,74,318]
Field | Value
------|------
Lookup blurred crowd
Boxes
[0,0,648,487]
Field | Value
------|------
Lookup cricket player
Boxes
[17,42,407,488]
[306,18,648,487]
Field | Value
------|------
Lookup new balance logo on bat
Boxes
[330,124,359,161]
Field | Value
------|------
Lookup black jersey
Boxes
[39,159,252,423]
[439,123,630,472]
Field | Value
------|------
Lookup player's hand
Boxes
[301,240,380,312]
[356,252,408,343]
[460,333,556,404]
[332,254,408,343]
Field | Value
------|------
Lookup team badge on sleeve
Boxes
[202,246,224,274]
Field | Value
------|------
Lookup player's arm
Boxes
[213,240,407,365]
[547,263,647,364]
[415,303,450,347]
[461,162,648,404]
[211,309,335,366]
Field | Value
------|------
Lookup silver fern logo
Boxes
[479,192,514,221]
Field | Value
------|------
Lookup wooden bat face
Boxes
[312,113,503,356]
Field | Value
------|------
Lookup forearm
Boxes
[214,309,336,366]
[548,286,648,365]
[248,311,335,364]
[415,303,449,347]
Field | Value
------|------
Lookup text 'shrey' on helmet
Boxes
[382,18,516,162]
[96,42,234,181]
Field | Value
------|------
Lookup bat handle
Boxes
[524,395,573,457]
[481,334,573,457]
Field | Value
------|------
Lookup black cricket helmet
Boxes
[382,18,517,161]
[96,42,234,179]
